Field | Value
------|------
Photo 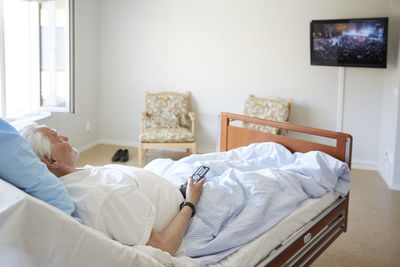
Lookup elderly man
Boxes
[23,125,204,257]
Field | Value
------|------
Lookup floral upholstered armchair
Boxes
[138,91,197,167]
[243,94,292,135]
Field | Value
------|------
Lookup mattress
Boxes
[208,191,340,267]
[0,177,339,267]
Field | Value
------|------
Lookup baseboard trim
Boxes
[391,184,400,191]
[377,163,393,189]
[377,162,387,183]
[93,139,216,154]
[350,159,400,189]
[355,160,400,191]
[98,138,139,147]
[351,159,379,171]
[78,140,100,153]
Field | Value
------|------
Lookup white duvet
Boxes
[145,142,351,264]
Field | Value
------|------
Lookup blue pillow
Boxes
[0,119,75,216]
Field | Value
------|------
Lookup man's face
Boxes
[38,127,79,170]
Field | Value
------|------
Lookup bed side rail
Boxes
[257,196,348,267]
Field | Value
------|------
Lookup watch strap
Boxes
[180,201,196,217]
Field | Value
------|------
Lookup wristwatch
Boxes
[180,201,196,217]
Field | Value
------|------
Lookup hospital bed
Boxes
[215,112,352,266]
[0,112,352,267]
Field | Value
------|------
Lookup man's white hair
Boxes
[22,125,52,159]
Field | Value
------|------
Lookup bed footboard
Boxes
[219,112,352,168]
[218,112,352,267]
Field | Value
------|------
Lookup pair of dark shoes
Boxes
[112,149,129,162]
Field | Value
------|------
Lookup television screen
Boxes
[310,17,388,68]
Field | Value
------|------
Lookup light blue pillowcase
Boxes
[0,119,75,216]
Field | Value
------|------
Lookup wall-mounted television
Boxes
[310,17,388,68]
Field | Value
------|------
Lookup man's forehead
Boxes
[37,127,58,136]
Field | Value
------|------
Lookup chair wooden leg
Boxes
[138,143,143,168]
[192,142,197,154]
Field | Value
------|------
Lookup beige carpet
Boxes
[77,144,400,267]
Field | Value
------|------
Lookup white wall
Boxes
[380,0,400,190]
[99,0,389,167]
[38,0,100,151]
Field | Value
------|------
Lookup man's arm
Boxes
[146,177,205,255]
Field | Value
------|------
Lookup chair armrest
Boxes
[188,112,195,134]
[140,112,149,133]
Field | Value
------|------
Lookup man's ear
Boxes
[41,155,59,169]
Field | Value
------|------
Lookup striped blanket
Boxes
[145,142,351,265]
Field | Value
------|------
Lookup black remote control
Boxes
[179,166,209,198]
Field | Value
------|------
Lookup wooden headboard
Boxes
[219,112,353,168]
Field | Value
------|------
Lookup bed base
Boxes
[258,196,347,266]
[219,113,352,267]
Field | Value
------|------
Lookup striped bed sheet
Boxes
[209,191,339,266]
[145,142,350,265]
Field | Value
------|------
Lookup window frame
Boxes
[0,0,6,119]
[0,0,75,122]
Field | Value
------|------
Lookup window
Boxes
[0,0,74,121]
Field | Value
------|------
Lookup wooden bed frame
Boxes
[219,112,353,267]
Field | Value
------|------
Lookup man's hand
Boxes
[185,177,205,206]
[146,176,205,255]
